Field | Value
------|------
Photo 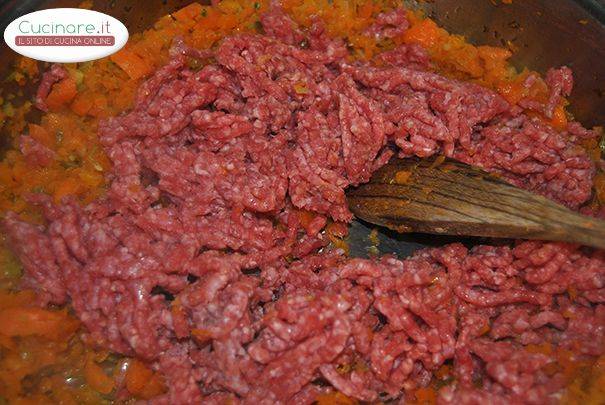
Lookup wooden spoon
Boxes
[347,158,605,250]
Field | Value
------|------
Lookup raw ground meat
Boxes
[3,6,604,405]
[34,64,67,112]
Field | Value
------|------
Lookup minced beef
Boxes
[3,6,604,405]
[34,64,67,112]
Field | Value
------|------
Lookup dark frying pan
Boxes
[0,0,604,258]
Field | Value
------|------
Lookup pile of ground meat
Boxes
[4,7,605,404]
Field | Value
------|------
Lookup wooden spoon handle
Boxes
[348,159,605,250]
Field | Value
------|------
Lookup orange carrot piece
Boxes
[53,177,82,203]
[110,48,152,80]
[316,391,357,405]
[497,79,526,105]
[87,94,109,118]
[84,356,115,394]
[125,359,167,399]
[126,359,153,395]
[550,104,568,131]
[358,1,373,19]
[191,328,213,345]
[414,387,437,404]
[0,334,15,350]
[70,93,94,116]
[478,46,512,68]
[0,307,78,340]
[16,56,39,77]
[297,209,316,228]
[9,396,52,405]
[325,221,348,238]
[594,173,605,205]
[0,290,37,310]
[45,77,78,111]
[402,19,443,49]
[139,372,167,399]
[173,2,203,26]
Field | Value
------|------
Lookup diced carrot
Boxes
[395,170,412,184]
[403,19,444,49]
[11,160,28,183]
[349,34,378,60]
[497,79,526,105]
[52,177,81,203]
[526,342,553,355]
[326,221,348,238]
[414,387,437,404]
[0,307,78,340]
[173,2,203,26]
[16,56,39,78]
[9,395,52,405]
[154,13,177,30]
[298,209,317,228]
[114,83,137,112]
[594,173,605,205]
[580,137,602,162]
[50,387,78,405]
[0,290,37,310]
[542,360,561,377]
[70,93,93,116]
[478,45,513,82]
[550,104,568,131]
[557,348,583,380]
[358,0,373,19]
[170,297,190,338]
[45,77,78,111]
[328,234,350,256]
[139,372,167,399]
[78,169,104,189]
[125,359,152,395]
[316,391,357,405]
[0,334,15,350]
[450,43,483,78]
[110,48,152,80]
[191,328,213,345]
[132,36,164,66]
[125,359,166,399]
[0,162,12,187]
[220,13,239,31]
[435,364,451,379]
[87,94,109,117]
[93,350,110,363]
[478,46,512,69]
[84,356,114,394]
[78,0,94,9]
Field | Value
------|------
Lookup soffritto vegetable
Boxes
[0,1,604,404]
